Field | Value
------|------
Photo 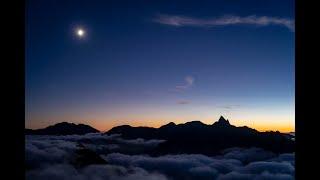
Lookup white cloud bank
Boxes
[26,134,294,180]
[153,14,294,32]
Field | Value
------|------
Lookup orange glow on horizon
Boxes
[93,120,294,133]
[26,117,295,133]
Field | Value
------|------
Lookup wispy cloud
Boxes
[177,100,190,105]
[216,105,242,113]
[173,76,195,92]
[153,14,294,31]
[217,105,241,110]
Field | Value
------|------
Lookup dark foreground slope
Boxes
[70,143,107,168]
[106,116,294,155]
[25,122,99,135]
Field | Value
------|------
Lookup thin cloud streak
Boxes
[153,14,294,31]
[177,100,190,105]
[174,76,195,92]
[217,105,241,110]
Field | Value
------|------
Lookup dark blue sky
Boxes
[26,0,295,132]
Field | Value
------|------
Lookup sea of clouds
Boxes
[26,133,295,180]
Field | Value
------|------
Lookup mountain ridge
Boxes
[106,116,294,155]
[25,116,294,155]
[25,122,99,135]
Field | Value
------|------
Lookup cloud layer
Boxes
[26,134,295,180]
[105,151,294,180]
[153,14,294,31]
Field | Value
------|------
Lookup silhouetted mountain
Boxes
[108,125,157,139]
[106,116,294,155]
[25,122,99,135]
[159,122,176,129]
[213,116,231,126]
[70,143,107,168]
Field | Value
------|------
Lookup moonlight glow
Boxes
[27,1,294,133]
[76,28,85,38]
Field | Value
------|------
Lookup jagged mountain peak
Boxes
[214,116,230,126]
[219,116,227,121]
[106,116,294,155]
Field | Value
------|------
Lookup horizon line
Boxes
[25,118,295,134]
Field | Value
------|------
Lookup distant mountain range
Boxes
[25,122,99,135]
[25,116,294,155]
[106,116,294,155]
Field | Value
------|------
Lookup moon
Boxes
[76,28,85,38]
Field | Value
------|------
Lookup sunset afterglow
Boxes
[26,0,294,133]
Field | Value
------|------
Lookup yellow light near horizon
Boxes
[253,124,294,133]
[26,113,294,133]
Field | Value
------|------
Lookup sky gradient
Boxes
[26,0,295,132]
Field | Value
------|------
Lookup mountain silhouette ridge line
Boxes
[25,116,294,155]
[105,115,294,155]
[25,116,284,135]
